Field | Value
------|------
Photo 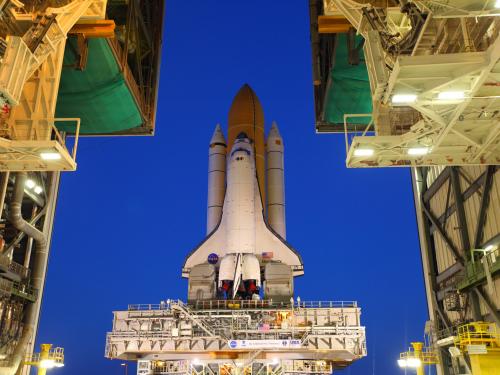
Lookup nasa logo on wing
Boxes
[208,253,219,264]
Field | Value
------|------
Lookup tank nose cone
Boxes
[227,84,266,209]
[227,84,264,146]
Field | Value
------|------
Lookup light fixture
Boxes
[354,148,374,157]
[408,147,429,156]
[496,0,500,8]
[40,152,61,161]
[272,358,279,365]
[392,94,417,104]
[406,358,422,368]
[40,359,56,369]
[437,91,465,100]
[192,359,200,365]
[25,179,36,189]
[485,244,495,252]
[34,186,43,194]
[398,358,421,368]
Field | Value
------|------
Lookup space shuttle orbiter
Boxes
[183,84,303,302]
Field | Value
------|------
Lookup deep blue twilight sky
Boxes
[36,2,429,375]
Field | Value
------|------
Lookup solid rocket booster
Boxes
[207,124,226,234]
[266,121,286,239]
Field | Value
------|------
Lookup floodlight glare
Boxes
[437,91,465,100]
[397,359,407,368]
[485,244,495,252]
[34,186,43,194]
[496,0,500,8]
[392,94,417,104]
[406,358,422,368]
[408,147,429,156]
[39,359,56,369]
[25,179,36,189]
[40,152,62,160]
[354,148,374,157]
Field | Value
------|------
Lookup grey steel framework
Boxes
[0,171,60,375]
[412,166,499,375]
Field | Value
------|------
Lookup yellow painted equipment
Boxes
[399,342,438,375]
[24,343,64,375]
[455,322,500,375]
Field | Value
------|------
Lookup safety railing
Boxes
[456,322,500,348]
[128,300,358,311]
[11,280,37,302]
[53,118,81,160]
[399,348,439,365]
[25,347,64,366]
[0,253,30,279]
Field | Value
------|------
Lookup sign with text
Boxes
[227,339,301,349]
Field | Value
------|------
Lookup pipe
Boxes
[0,173,47,375]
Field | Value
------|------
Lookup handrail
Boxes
[127,300,358,311]
[53,117,81,160]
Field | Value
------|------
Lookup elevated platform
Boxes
[105,300,366,374]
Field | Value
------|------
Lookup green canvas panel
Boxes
[324,34,372,126]
[55,37,143,134]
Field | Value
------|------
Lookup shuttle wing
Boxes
[182,177,303,277]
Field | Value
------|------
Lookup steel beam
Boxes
[430,167,498,235]
[421,203,464,265]
[450,167,481,321]
[473,166,496,249]
[423,167,451,203]
[474,287,500,327]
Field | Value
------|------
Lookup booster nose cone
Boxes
[210,124,226,146]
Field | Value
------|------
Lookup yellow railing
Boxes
[399,348,439,365]
[456,322,500,349]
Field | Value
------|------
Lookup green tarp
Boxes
[55,38,142,134]
[324,34,372,126]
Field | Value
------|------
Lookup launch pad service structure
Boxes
[105,85,367,375]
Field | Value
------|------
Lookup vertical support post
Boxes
[0,172,10,222]
[450,167,481,321]
[21,172,61,375]
[36,343,52,375]
[411,342,425,375]
[412,168,450,375]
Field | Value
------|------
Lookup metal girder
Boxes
[450,167,482,320]
[430,167,497,235]
[473,166,496,249]
[474,287,500,327]
[423,168,451,203]
[416,168,451,331]
[421,201,464,265]
[450,167,471,256]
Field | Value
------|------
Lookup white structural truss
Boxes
[106,300,366,375]
[323,0,500,167]
[0,0,107,171]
